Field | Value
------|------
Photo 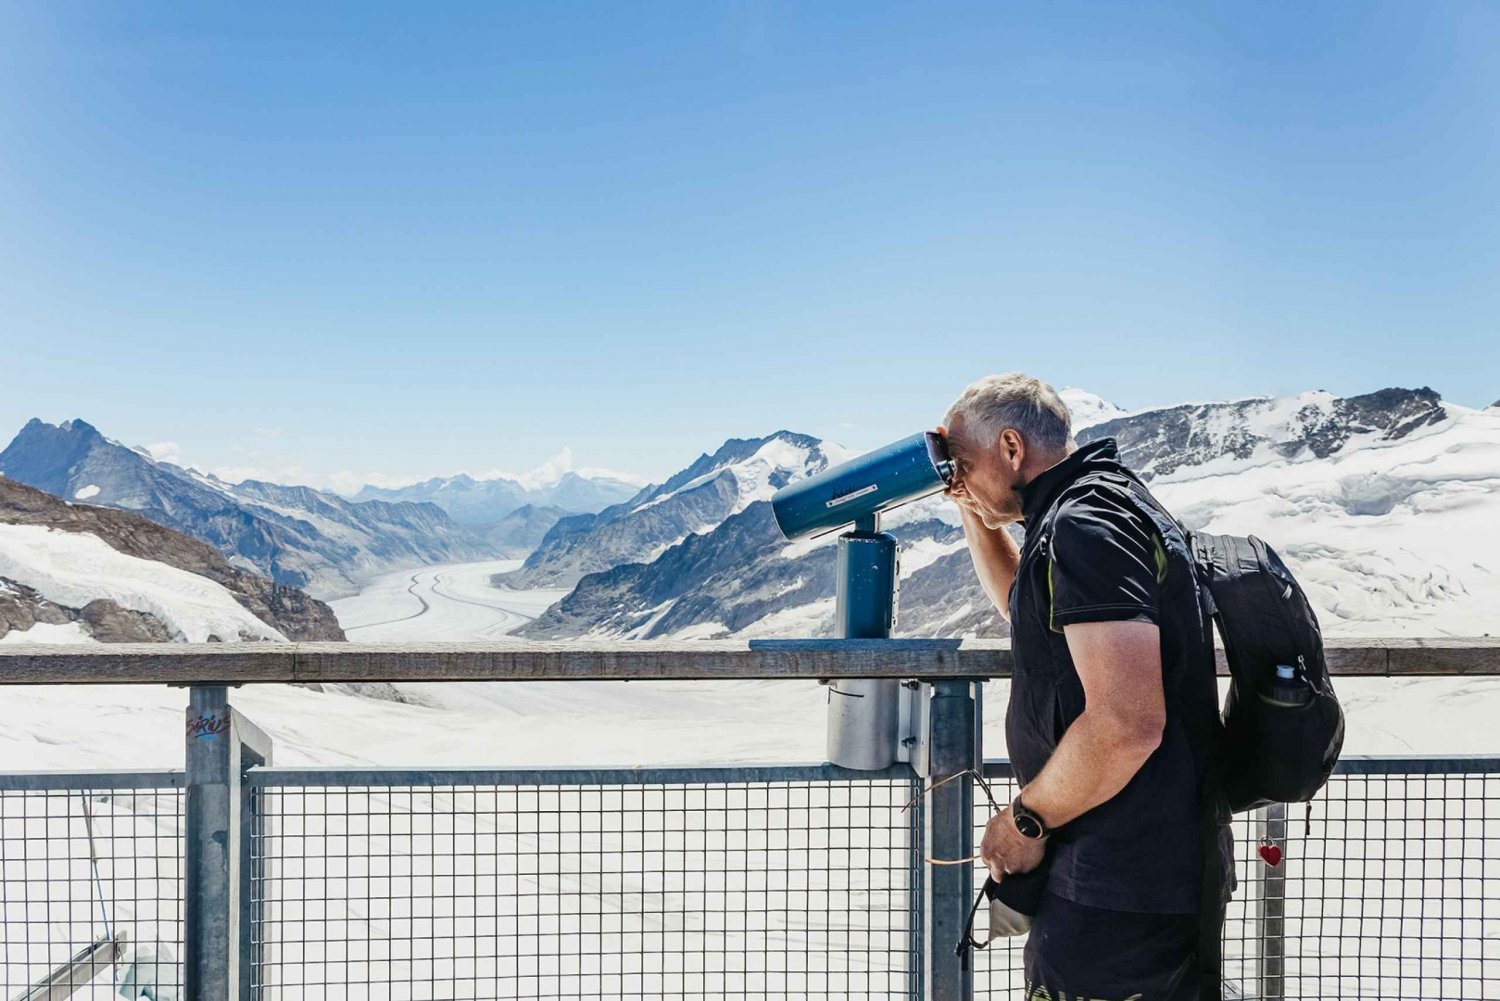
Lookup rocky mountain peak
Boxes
[498,428,841,589]
[1081,386,1448,481]
[1,416,495,597]
[634,430,826,502]
[14,416,101,444]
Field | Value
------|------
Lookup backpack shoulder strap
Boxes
[1032,470,1172,575]
[1030,470,1171,633]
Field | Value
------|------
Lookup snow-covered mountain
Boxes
[519,386,1500,641]
[481,503,570,558]
[0,419,495,598]
[0,476,343,643]
[497,431,856,589]
[1057,387,1128,429]
[353,470,641,525]
[1087,386,1450,480]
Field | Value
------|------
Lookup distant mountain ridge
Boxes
[497,430,854,590]
[482,503,570,558]
[0,418,495,598]
[1080,387,1449,480]
[353,469,641,525]
[518,385,1496,641]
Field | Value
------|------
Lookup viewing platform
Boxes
[1,638,1496,1000]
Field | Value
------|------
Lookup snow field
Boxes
[328,559,570,643]
[0,524,284,643]
[1152,402,1500,637]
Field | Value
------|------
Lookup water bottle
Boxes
[1260,662,1313,707]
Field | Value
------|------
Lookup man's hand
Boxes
[978,804,1047,882]
[934,424,980,515]
[945,481,979,514]
[936,425,1018,622]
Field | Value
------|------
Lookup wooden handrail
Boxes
[0,637,1494,685]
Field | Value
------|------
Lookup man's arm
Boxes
[978,493,1170,880]
[955,505,1020,623]
[1010,617,1166,828]
[978,617,1165,879]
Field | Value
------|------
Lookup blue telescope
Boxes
[771,431,954,542]
[769,431,956,771]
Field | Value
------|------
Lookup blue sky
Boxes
[2,2,1496,491]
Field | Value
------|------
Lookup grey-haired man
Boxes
[937,373,1233,1001]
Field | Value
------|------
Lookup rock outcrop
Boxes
[0,476,344,641]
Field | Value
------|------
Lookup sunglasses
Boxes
[899,766,1004,865]
[899,768,1032,966]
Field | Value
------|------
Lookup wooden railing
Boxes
[0,636,1495,685]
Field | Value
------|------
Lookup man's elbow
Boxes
[1097,709,1165,764]
[1131,717,1165,758]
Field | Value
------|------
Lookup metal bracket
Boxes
[896,679,933,777]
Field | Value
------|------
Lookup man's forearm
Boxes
[1012,710,1161,830]
[959,507,1020,618]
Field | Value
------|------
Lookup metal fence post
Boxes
[184,685,272,1001]
[923,679,976,1001]
[908,771,926,1001]
[1258,801,1287,1001]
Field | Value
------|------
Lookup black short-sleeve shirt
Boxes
[1004,437,1231,915]
[1047,490,1165,631]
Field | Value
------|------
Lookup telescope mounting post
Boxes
[826,511,907,770]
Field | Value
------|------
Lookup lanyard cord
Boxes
[81,794,116,965]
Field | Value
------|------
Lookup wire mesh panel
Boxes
[249,765,922,1001]
[0,771,185,1000]
[971,757,1500,1000]
[1272,761,1500,999]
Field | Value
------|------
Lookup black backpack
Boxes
[1035,469,1346,813]
[1016,469,1346,1000]
[1184,530,1346,814]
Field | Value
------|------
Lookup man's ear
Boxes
[999,428,1025,471]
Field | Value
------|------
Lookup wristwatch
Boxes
[1010,794,1051,840]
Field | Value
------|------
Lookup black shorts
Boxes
[1022,890,1204,1001]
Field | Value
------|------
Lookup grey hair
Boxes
[943,372,1075,456]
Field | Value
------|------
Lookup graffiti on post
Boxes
[187,712,229,741]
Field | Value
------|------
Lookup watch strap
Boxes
[1011,793,1051,839]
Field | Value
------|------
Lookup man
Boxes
[937,373,1234,1001]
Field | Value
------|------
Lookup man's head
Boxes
[939,373,1076,528]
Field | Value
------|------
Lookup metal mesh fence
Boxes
[247,765,923,1001]
[3,757,1495,999]
[0,772,184,1001]
[971,757,1500,1000]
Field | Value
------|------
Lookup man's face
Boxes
[939,415,1029,529]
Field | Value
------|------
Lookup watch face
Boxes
[1014,812,1044,839]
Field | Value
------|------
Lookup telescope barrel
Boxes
[770,431,954,541]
